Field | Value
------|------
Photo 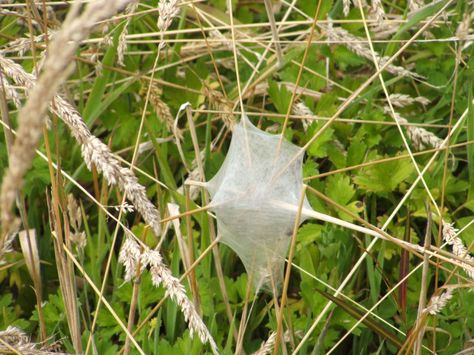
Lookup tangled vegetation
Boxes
[1,0,474,354]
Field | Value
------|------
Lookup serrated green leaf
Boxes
[307,122,334,158]
[325,174,355,206]
[354,156,414,192]
[268,80,291,115]
[347,139,367,166]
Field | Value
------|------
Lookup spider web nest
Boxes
[205,115,312,293]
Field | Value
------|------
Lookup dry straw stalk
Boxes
[119,235,219,354]
[0,0,137,239]
[0,54,162,238]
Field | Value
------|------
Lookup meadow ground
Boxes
[1,0,474,354]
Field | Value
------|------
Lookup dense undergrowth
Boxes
[1,0,474,354]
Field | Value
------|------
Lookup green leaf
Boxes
[325,174,355,206]
[385,0,448,56]
[315,92,339,116]
[299,0,333,19]
[313,288,403,349]
[307,122,334,158]
[456,217,474,248]
[327,143,346,169]
[297,223,323,246]
[87,78,137,126]
[347,139,367,167]
[83,26,122,124]
[268,80,291,115]
[468,86,474,200]
[354,156,415,192]
[333,45,366,69]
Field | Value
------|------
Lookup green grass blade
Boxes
[313,288,402,349]
[467,86,474,200]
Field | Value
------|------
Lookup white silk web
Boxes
[201,115,385,294]
[205,115,311,293]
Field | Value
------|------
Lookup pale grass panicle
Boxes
[443,221,474,280]
[119,236,219,354]
[0,326,35,353]
[372,23,400,39]
[113,202,135,213]
[343,0,369,17]
[0,54,162,237]
[0,326,65,354]
[158,0,180,31]
[388,94,430,108]
[0,75,21,108]
[343,0,351,17]
[67,194,87,249]
[178,168,202,200]
[322,24,423,79]
[118,235,144,282]
[292,101,313,131]
[252,331,276,355]
[456,12,473,42]
[81,136,162,236]
[157,0,181,48]
[0,231,17,263]
[145,82,183,139]
[408,0,425,12]
[69,231,87,250]
[384,107,443,151]
[117,2,139,66]
[145,249,219,355]
[292,102,346,153]
[203,85,235,128]
[0,35,42,57]
[0,0,137,237]
[424,288,454,315]
[67,194,82,233]
[369,0,385,22]
[91,52,104,77]
[117,28,129,67]
[252,330,298,355]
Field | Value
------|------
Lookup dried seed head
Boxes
[322,24,423,79]
[145,248,219,354]
[388,94,430,108]
[442,221,474,280]
[67,194,82,232]
[369,0,385,22]
[424,288,454,315]
[343,0,351,17]
[385,107,443,151]
[0,54,163,237]
[143,82,183,139]
[203,85,235,128]
[0,231,17,264]
[117,3,138,66]
[113,202,135,214]
[70,231,87,249]
[118,235,143,282]
[0,0,138,237]
[0,326,59,353]
[158,0,180,35]
[292,102,314,131]
[118,236,218,353]
[408,0,425,13]
[457,12,473,41]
